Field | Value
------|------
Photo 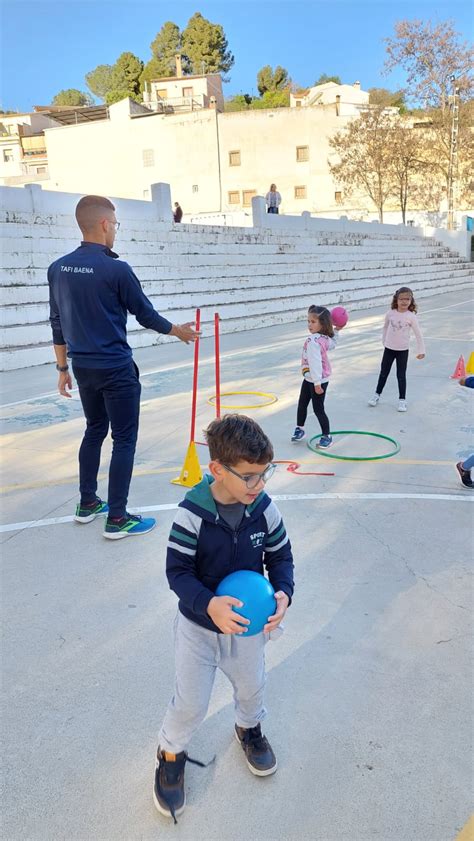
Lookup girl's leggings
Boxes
[297,379,330,435]
[376,348,409,399]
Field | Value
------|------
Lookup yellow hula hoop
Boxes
[208,391,278,410]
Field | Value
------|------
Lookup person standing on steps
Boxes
[48,194,199,540]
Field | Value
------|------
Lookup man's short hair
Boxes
[204,414,274,465]
[75,195,115,232]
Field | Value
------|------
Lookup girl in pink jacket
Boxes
[368,286,425,412]
[291,306,338,448]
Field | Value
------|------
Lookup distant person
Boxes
[455,376,474,489]
[173,202,183,223]
[48,194,199,539]
[265,184,281,214]
[368,286,425,413]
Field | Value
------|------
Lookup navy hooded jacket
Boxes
[48,242,173,368]
[166,475,294,633]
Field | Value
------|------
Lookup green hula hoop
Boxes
[307,430,400,461]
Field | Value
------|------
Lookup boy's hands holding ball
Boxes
[207,595,250,635]
[264,591,289,634]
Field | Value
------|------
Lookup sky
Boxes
[1,0,472,113]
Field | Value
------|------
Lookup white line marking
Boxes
[1,493,472,534]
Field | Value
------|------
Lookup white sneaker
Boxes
[398,400,407,412]
[368,395,380,407]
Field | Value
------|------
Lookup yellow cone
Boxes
[466,351,474,375]
[171,441,203,488]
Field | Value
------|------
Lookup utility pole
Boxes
[446,75,460,230]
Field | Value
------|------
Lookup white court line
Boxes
[2,297,473,410]
[1,493,472,534]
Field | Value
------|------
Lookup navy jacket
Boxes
[166,475,295,633]
[48,242,172,368]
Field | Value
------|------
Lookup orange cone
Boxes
[450,355,466,379]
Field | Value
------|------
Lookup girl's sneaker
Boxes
[74,497,109,523]
[455,462,473,489]
[103,512,156,539]
[398,400,407,412]
[291,427,306,442]
[317,435,333,449]
[368,394,380,407]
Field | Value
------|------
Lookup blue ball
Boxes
[215,570,276,636]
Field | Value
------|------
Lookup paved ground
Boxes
[1,289,473,841]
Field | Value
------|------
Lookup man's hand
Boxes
[58,371,73,398]
[314,383,324,395]
[170,322,200,344]
[207,595,250,635]
[416,353,425,360]
[264,591,289,634]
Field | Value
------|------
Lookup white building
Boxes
[143,55,224,113]
[0,112,56,185]
[290,81,369,116]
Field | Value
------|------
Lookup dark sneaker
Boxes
[153,748,212,824]
[291,427,306,442]
[455,462,474,489]
[74,497,109,523]
[235,724,277,776]
[103,512,156,540]
[317,435,333,449]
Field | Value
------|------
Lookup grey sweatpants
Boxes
[158,611,268,754]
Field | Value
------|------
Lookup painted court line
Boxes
[1,493,472,534]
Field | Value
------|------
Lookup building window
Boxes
[242,189,256,207]
[143,189,150,198]
[295,100,302,108]
[334,191,343,204]
[3,148,14,162]
[294,185,307,199]
[228,191,240,205]
[192,184,199,193]
[142,149,154,167]
[36,166,47,174]
[229,150,241,166]
[296,145,309,162]
[182,86,193,97]
[156,88,167,100]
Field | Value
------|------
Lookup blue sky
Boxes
[1,0,472,112]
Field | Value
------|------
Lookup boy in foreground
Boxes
[154,414,294,822]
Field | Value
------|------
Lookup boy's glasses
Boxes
[223,463,276,490]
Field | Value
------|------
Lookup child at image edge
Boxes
[153,414,294,823]
[369,286,425,412]
[291,305,340,448]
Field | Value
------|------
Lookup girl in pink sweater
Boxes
[368,287,425,412]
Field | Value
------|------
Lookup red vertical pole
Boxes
[214,312,221,419]
[190,308,200,443]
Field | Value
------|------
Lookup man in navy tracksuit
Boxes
[48,194,199,539]
[153,414,294,823]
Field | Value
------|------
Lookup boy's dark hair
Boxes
[391,287,417,313]
[308,305,335,337]
[204,414,274,465]
[75,195,115,232]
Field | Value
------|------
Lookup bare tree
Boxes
[387,123,429,223]
[328,107,395,222]
[384,19,474,109]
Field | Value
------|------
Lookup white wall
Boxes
[1,182,472,371]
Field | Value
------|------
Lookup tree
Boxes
[415,103,474,208]
[52,89,93,106]
[314,74,341,86]
[387,123,428,222]
[384,18,474,109]
[224,94,253,112]
[85,64,114,99]
[250,89,290,109]
[181,12,234,77]
[140,21,186,88]
[105,52,143,104]
[369,87,406,110]
[256,65,289,96]
[328,106,396,222]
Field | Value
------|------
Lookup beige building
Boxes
[143,56,224,113]
[0,112,56,185]
[290,81,369,116]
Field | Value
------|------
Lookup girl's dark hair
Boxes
[204,414,274,465]
[391,287,417,313]
[308,305,334,338]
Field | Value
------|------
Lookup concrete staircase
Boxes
[1,213,473,371]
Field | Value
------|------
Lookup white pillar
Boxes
[150,182,173,223]
[252,195,266,228]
